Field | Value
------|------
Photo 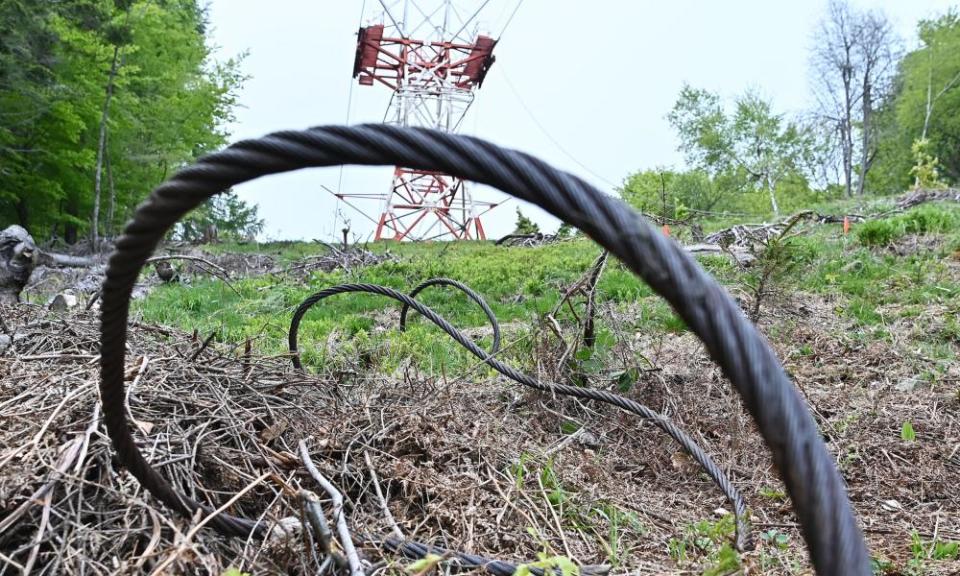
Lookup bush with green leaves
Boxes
[857,205,959,246]
[175,191,264,243]
[514,207,540,234]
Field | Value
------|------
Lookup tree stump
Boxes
[0,225,39,305]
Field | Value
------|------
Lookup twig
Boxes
[300,489,348,571]
[0,403,100,536]
[189,331,218,362]
[146,254,241,296]
[298,440,365,576]
[363,450,404,540]
[21,490,53,575]
[146,254,230,277]
[147,472,271,576]
[537,472,574,560]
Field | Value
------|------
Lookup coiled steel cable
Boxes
[289,283,751,550]
[98,124,870,575]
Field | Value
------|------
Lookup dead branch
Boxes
[298,440,365,576]
[363,450,404,540]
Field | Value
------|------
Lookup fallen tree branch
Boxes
[37,252,98,268]
[299,489,347,570]
[363,450,404,541]
[298,440,365,576]
[146,254,230,277]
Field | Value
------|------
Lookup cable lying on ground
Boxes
[289,280,752,552]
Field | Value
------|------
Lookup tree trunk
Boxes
[92,45,120,248]
[842,61,854,198]
[106,137,116,238]
[767,182,780,217]
[922,61,933,143]
[15,197,29,228]
[857,79,872,196]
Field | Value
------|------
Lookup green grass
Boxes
[135,202,960,375]
[136,238,692,374]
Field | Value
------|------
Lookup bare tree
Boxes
[855,8,897,195]
[812,0,859,197]
[91,43,121,248]
[811,0,897,196]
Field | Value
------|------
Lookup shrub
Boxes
[856,219,902,246]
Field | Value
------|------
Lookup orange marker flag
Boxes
[843,216,850,235]
[662,224,671,237]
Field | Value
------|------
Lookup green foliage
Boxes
[619,168,719,219]
[221,568,250,576]
[516,528,579,576]
[907,531,960,573]
[857,205,960,246]
[741,224,817,321]
[514,208,540,235]
[589,503,645,566]
[910,138,946,189]
[134,203,960,379]
[0,0,244,241]
[515,553,579,576]
[667,85,818,216]
[177,191,264,242]
[405,553,443,574]
[872,10,960,191]
[856,220,902,247]
[556,222,576,238]
[901,421,916,442]
[668,515,740,574]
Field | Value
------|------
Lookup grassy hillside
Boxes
[134,203,960,380]
[117,202,960,573]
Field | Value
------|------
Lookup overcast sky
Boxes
[205,0,954,241]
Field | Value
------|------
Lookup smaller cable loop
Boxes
[398,277,502,354]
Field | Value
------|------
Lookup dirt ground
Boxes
[0,279,958,575]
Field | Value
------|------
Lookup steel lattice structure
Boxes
[338,0,499,241]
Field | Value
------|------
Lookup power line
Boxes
[497,64,620,190]
[332,0,368,238]
[496,0,524,41]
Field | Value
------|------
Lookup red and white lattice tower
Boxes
[340,1,499,241]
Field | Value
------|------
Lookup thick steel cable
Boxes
[289,283,751,550]
[398,277,502,354]
[291,276,500,370]
[381,536,610,576]
[98,123,870,575]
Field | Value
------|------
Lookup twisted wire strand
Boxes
[380,537,611,576]
[289,283,751,550]
[291,276,500,370]
[98,123,870,575]
[399,277,502,354]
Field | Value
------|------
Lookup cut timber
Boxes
[685,243,755,265]
[895,188,960,210]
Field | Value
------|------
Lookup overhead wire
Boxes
[497,64,620,190]
[496,0,524,41]
[331,0,369,238]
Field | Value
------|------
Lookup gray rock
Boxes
[48,292,79,311]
